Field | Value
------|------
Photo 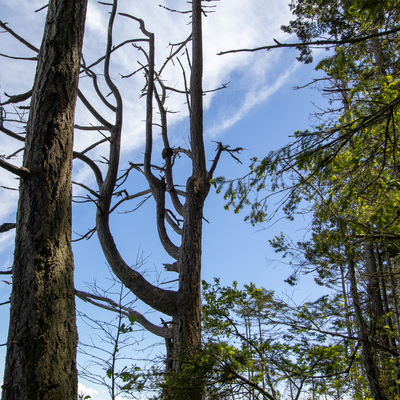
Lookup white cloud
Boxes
[78,382,143,400]
[85,0,108,40]
[0,0,298,254]
[206,59,300,137]
[78,382,102,400]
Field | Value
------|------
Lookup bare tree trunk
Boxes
[168,1,207,397]
[71,1,230,397]
[1,1,87,399]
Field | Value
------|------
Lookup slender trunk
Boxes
[364,243,384,317]
[167,1,207,398]
[374,244,392,334]
[1,1,87,399]
[340,264,363,397]
[383,244,400,399]
[384,244,400,339]
[364,243,387,341]
[374,243,397,397]
[348,256,387,400]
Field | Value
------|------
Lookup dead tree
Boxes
[1,1,240,398]
[75,1,239,397]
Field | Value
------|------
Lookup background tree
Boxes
[214,1,400,399]
[0,0,88,399]
[196,278,366,400]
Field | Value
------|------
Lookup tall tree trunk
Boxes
[169,0,207,398]
[340,264,364,397]
[383,244,400,399]
[373,243,398,397]
[1,1,87,399]
[364,243,392,352]
[348,255,388,400]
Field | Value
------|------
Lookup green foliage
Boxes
[78,395,92,400]
[212,1,400,399]
[128,314,138,324]
[200,279,365,399]
[216,0,400,234]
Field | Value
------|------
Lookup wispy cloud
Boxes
[206,59,300,137]
[0,0,297,255]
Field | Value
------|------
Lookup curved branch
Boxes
[72,181,100,199]
[109,189,152,214]
[77,89,113,130]
[95,1,178,317]
[73,151,103,187]
[165,210,183,235]
[96,209,178,316]
[81,65,117,112]
[80,137,110,155]
[153,181,180,260]
[154,84,184,215]
[75,290,172,339]
[1,89,33,106]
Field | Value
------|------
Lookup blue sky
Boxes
[0,1,329,398]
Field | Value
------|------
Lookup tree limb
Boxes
[75,290,172,339]
[0,21,40,53]
[0,223,16,233]
[218,27,400,55]
[0,159,31,179]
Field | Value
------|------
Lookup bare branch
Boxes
[74,125,109,131]
[109,189,152,214]
[0,223,16,233]
[0,126,25,142]
[1,89,33,106]
[218,27,400,55]
[163,262,179,273]
[73,151,104,187]
[81,65,117,112]
[77,90,113,130]
[76,289,172,339]
[72,228,96,242]
[0,159,31,179]
[207,142,243,181]
[0,21,40,53]
[72,181,100,199]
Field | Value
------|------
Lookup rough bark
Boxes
[173,0,206,365]
[1,1,87,399]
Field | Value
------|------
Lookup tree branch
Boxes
[0,223,16,233]
[0,159,31,179]
[0,21,40,53]
[218,27,400,55]
[75,290,172,339]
